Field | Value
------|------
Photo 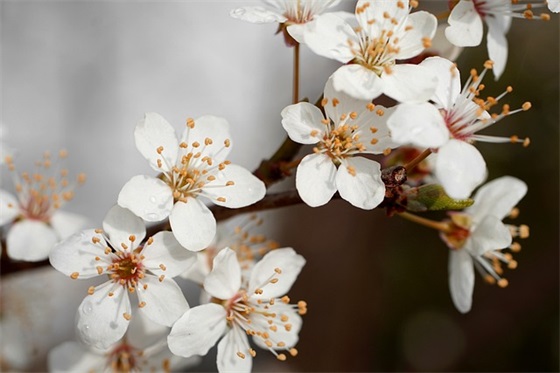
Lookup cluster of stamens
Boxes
[229,215,280,270]
[471,0,551,21]
[442,207,530,289]
[349,1,426,75]
[4,150,86,221]
[312,98,390,171]
[155,118,234,205]
[106,341,141,373]
[443,61,531,146]
[214,267,307,363]
[70,232,169,320]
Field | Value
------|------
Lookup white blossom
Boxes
[230,0,342,43]
[387,57,530,199]
[282,78,398,209]
[445,0,553,79]
[118,113,266,252]
[168,247,306,373]
[49,205,196,349]
[0,152,89,261]
[298,0,437,101]
[48,312,201,372]
[440,176,528,313]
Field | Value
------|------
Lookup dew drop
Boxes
[149,196,157,204]
[146,213,159,221]
[82,301,93,315]
[109,321,118,330]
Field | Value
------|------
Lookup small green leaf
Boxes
[404,184,473,212]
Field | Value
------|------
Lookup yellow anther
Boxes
[497,279,509,288]
[70,272,79,279]
[277,354,287,361]
[157,146,164,154]
[123,313,132,320]
[88,286,95,295]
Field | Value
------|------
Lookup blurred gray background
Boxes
[1,1,558,372]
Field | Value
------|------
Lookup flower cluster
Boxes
[2,0,556,371]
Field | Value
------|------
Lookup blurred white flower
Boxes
[445,0,552,79]
[48,311,201,372]
[0,151,89,261]
[181,214,280,285]
[168,247,306,373]
[549,0,560,12]
[298,0,437,101]
[49,205,196,349]
[118,113,266,252]
[282,78,397,209]
[440,176,528,313]
[387,57,530,199]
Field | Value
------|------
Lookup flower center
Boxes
[440,213,472,250]
[107,342,141,373]
[5,151,86,222]
[110,252,145,288]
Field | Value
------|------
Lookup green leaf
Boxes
[404,184,474,212]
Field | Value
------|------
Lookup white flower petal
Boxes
[281,102,325,145]
[102,205,146,249]
[486,15,509,80]
[77,283,131,349]
[467,215,512,256]
[204,164,266,208]
[332,64,384,101]
[7,220,58,261]
[126,311,169,350]
[302,13,356,63]
[249,248,305,299]
[169,199,216,252]
[137,275,189,327]
[217,328,252,373]
[467,176,527,221]
[445,0,483,47]
[387,103,449,148]
[336,157,385,210]
[420,56,461,109]
[230,6,286,23]
[48,341,103,373]
[135,112,179,173]
[204,248,241,300]
[428,24,464,62]
[117,175,173,222]
[381,64,438,103]
[142,231,197,277]
[295,153,337,207]
[179,115,232,164]
[549,0,560,12]
[435,140,486,200]
[50,210,91,240]
[0,189,19,225]
[448,248,474,313]
[168,303,228,358]
[49,229,110,278]
[395,11,437,60]
[287,23,305,44]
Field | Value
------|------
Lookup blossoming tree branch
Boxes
[0,0,557,372]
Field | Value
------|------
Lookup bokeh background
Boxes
[1,1,558,372]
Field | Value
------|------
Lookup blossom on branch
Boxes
[440,176,528,313]
[297,0,438,101]
[282,78,398,209]
[49,205,195,349]
[168,247,306,373]
[387,57,530,199]
[445,0,552,79]
[117,113,266,252]
[0,151,88,261]
[230,0,342,45]
[48,312,201,372]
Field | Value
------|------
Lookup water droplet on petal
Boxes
[82,301,93,315]
[146,213,159,221]
[149,196,157,204]
[110,321,118,330]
